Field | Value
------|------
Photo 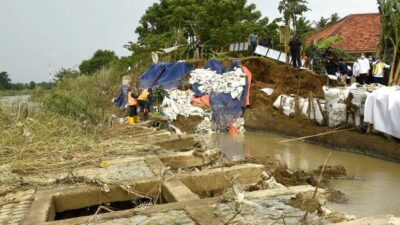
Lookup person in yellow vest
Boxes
[138,88,152,121]
[372,58,390,85]
[127,88,139,124]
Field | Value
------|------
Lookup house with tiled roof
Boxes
[305,13,381,55]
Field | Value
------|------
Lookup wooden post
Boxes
[280,26,290,64]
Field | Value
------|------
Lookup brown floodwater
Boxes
[209,131,400,217]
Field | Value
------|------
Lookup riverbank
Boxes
[241,57,400,162]
[1,124,398,224]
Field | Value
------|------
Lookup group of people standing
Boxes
[326,52,390,86]
[127,88,153,124]
[249,31,304,68]
[353,53,390,85]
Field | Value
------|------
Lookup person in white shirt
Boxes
[353,60,360,83]
[357,53,371,85]
[372,58,390,85]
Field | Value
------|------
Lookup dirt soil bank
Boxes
[241,57,400,162]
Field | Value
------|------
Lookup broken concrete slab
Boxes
[161,179,199,203]
[159,150,205,168]
[244,185,323,199]
[70,156,164,184]
[178,164,264,193]
[0,199,33,225]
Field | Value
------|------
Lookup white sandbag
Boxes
[323,86,349,127]
[189,68,246,99]
[300,98,325,125]
[161,89,205,120]
[273,94,297,117]
[274,94,325,124]
[260,88,274,96]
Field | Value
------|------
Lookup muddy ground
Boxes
[173,115,203,133]
[241,57,400,162]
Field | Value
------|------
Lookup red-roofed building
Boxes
[305,13,381,55]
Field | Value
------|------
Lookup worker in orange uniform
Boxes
[127,88,139,124]
[138,88,152,121]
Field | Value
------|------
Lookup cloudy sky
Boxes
[0,0,379,83]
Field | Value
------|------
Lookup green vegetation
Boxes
[0,66,128,194]
[0,71,52,95]
[278,0,310,33]
[79,50,119,74]
[41,67,125,122]
[378,0,400,85]
[127,0,277,59]
[0,72,12,90]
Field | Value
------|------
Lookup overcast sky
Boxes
[0,0,379,83]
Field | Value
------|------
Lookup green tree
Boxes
[278,0,310,33]
[37,82,53,90]
[378,0,400,85]
[0,71,12,90]
[29,81,36,90]
[11,83,26,90]
[296,16,314,38]
[316,17,330,29]
[329,13,340,24]
[131,0,265,55]
[79,50,118,74]
[55,68,80,81]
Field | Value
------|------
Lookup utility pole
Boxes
[48,64,52,83]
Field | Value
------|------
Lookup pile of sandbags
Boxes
[161,90,205,120]
[273,94,325,125]
[189,68,247,99]
[323,85,370,127]
[272,84,372,127]
[323,86,349,127]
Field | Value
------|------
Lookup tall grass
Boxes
[0,67,128,194]
[37,67,124,123]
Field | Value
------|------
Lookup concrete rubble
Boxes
[0,127,398,225]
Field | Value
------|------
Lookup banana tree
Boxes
[378,0,400,85]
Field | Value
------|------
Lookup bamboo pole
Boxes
[300,152,332,224]
[279,127,357,143]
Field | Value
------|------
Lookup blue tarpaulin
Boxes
[140,62,193,90]
[192,83,205,97]
[113,84,128,109]
[140,63,167,89]
[205,60,227,74]
[210,93,244,132]
[156,62,193,89]
[208,61,249,131]
[139,60,250,132]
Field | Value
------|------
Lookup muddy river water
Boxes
[210,131,400,217]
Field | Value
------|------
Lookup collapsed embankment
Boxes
[241,57,400,162]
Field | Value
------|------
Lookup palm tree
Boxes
[278,0,310,33]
